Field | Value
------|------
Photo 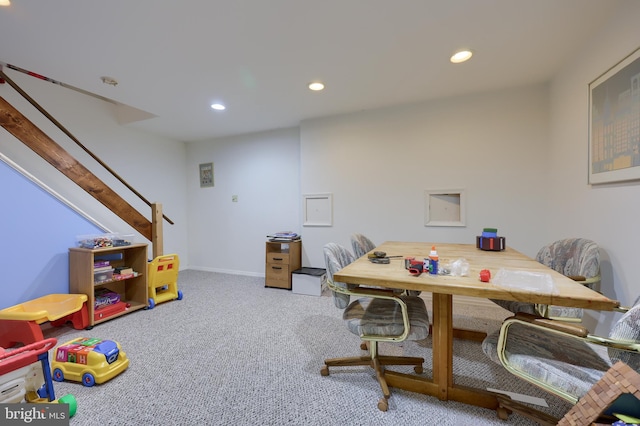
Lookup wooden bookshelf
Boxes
[69,243,148,326]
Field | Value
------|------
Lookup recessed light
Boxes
[450,50,473,64]
[308,82,325,91]
[0,0,11,6]
[211,103,226,111]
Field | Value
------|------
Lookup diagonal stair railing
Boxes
[0,67,171,256]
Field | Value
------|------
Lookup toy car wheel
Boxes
[53,368,65,382]
[147,298,155,309]
[82,373,96,387]
[177,290,183,300]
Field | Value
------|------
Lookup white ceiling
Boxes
[0,0,619,143]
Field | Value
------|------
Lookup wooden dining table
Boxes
[332,241,619,411]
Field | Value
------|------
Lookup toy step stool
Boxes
[0,294,89,348]
[147,254,183,309]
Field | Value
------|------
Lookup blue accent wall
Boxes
[0,160,103,310]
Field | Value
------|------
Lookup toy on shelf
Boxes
[0,338,77,417]
[51,337,129,387]
[147,254,183,309]
[0,294,90,348]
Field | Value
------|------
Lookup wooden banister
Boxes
[0,96,153,241]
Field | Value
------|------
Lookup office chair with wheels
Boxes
[320,243,430,411]
[350,233,421,296]
[491,238,601,322]
[481,297,639,424]
[350,233,376,258]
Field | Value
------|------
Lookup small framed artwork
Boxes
[589,46,640,184]
[199,163,214,187]
[424,188,466,227]
[303,193,332,227]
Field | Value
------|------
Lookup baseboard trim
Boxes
[187,266,263,277]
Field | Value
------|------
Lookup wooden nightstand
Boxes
[265,240,301,289]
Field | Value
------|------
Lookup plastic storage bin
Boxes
[93,268,114,284]
[76,233,134,249]
[292,268,327,296]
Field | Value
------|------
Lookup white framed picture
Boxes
[424,189,466,227]
[303,193,332,227]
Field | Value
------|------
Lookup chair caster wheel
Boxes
[414,365,423,374]
[320,366,329,376]
[497,406,510,420]
[377,398,388,412]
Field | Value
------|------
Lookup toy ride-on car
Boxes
[51,337,129,387]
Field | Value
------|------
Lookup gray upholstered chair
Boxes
[321,243,430,411]
[491,238,601,322]
[481,297,640,423]
[350,233,376,258]
[350,233,421,297]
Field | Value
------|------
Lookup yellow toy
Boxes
[51,337,129,387]
[147,254,183,309]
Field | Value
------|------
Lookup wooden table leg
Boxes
[432,293,453,400]
[384,291,499,411]
[429,326,488,342]
[452,328,487,342]
[496,395,559,425]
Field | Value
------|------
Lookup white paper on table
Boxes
[491,269,558,295]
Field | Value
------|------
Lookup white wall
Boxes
[299,84,551,268]
[186,128,300,274]
[547,0,640,333]
[3,0,638,334]
[0,71,189,264]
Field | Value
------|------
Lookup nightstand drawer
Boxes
[266,264,290,288]
[267,253,290,264]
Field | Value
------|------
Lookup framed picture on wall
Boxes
[302,193,332,226]
[199,162,214,187]
[589,46,640,184]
